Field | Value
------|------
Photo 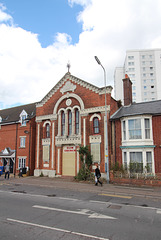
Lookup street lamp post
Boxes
[94,56,109,184]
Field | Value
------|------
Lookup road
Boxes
[0,176,161,240]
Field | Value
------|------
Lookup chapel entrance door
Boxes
[62,146,76,176]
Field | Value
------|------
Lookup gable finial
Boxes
[67,61,71,73]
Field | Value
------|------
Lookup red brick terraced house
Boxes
[34,72,119,178]
[110,75,161,176]
[0,103,36,175]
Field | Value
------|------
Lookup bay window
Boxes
[145,118,150,139]
[146,152,152,173]
[122,150,154,174]
[122,117,152,141]
[123,152,127,170]
[122,121,126,140]
[128,119,141,139]
[121,116,154,174]
[130,152,143,173]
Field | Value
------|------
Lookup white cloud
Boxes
[1,0,161,108]
[53,33,72,48]
[0,3,12,23]
[151,36,161,48]
[68,0,91,7]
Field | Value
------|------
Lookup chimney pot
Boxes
[125,74,129,79]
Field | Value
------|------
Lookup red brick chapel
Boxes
[34,71,118,178]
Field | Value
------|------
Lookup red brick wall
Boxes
[0,118,36,175]
[0,124,17,151]
[110,119,122,168]
[110,171,161,187]
[152,115,161,173]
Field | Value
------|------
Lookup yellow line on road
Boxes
[99,193,132,199]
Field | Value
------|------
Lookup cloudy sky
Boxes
[0,0,161,109]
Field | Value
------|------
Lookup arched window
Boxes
[75,109,79,134]
[68,110,72,135]
[93,117,99,134]
[46,123,50,138]
[61,111,65,136]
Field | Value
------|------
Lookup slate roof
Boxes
[110,100,161,120]
[0,103,36,124]
[0,147,15,157]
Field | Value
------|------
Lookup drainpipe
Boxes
[14,123,18,177]
[114,121,116,164]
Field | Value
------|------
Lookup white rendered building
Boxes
[114,49,161,104]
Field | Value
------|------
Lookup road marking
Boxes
[99,193,132,199]
[1,189,161,213]
[59,197,80,201]
[7,218,109,240]
[157,210,161,214]
[90,200,108,204]
[0,190,49,198]
[114,186,154,191]
[33,205,117,220]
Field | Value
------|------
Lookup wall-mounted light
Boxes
[24,130,29,134]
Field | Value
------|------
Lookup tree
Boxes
[76,145,93,181]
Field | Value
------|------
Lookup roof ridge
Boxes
[0,102,37,112]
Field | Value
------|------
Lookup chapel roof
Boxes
[36,72,113,107]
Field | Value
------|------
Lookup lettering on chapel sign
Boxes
[63,146,76,152]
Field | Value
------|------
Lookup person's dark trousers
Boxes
[97,178,102,186]
[5,171,10,179]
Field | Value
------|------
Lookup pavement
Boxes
[1,174,161,200]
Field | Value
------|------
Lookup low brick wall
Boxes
[110,171,161,187]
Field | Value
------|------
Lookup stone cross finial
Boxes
[67,62,71,72]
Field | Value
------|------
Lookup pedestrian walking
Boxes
[19,168,23,178]
[95,165,102,186]
[4,162,10,179]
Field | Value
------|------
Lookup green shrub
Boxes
[75,145,93,181]
[40,172,44,177]
[111,161,124,173]
[75,164,94,181]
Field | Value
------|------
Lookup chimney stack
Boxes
[123,74,132,106]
